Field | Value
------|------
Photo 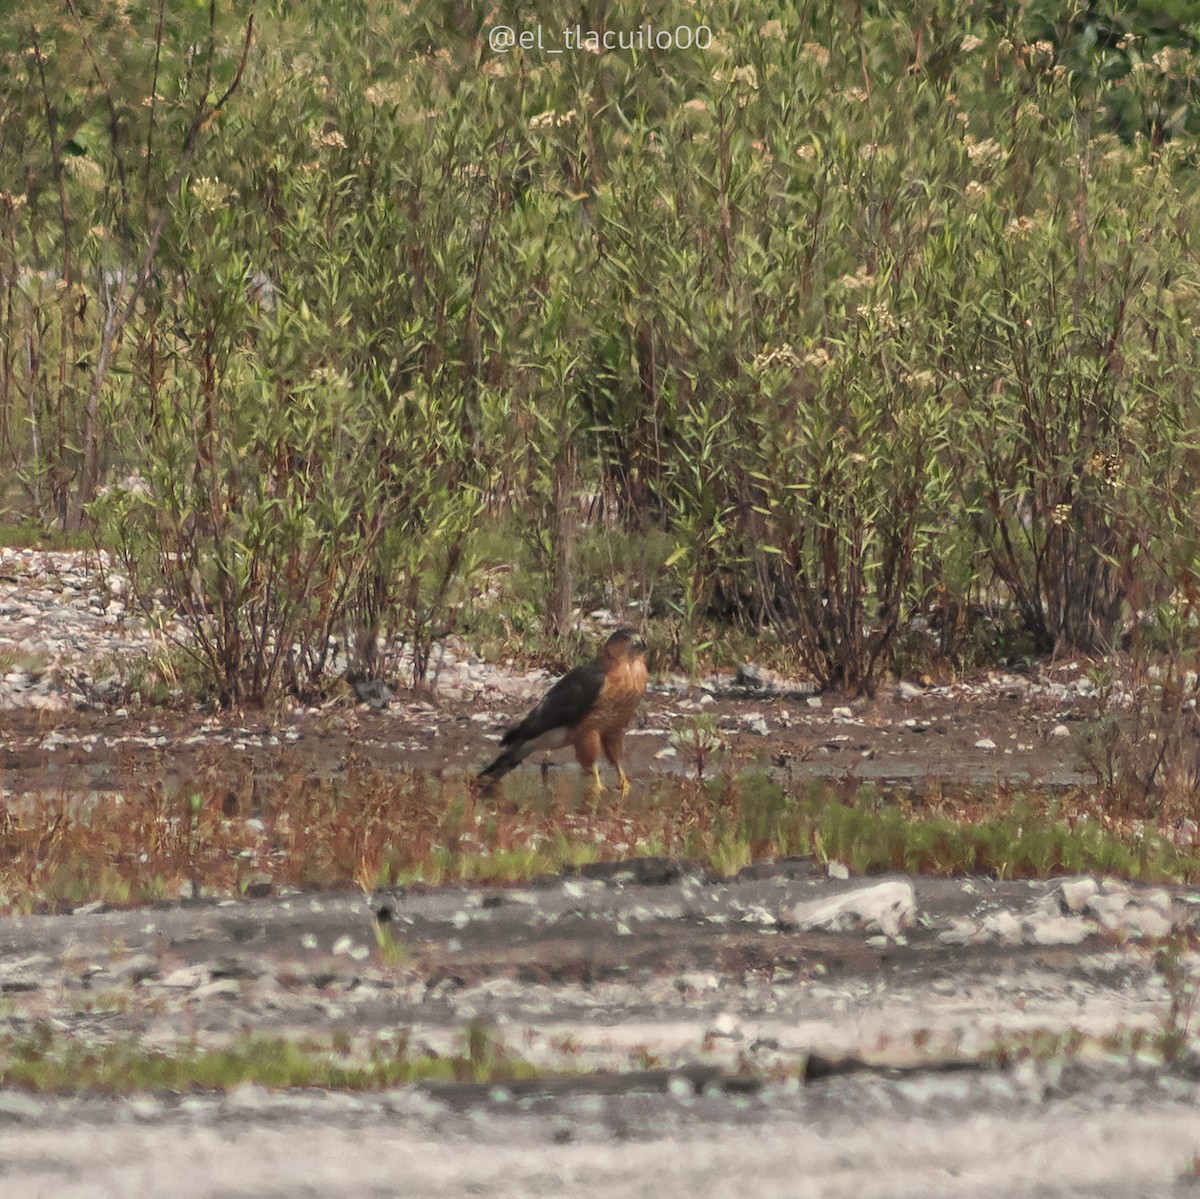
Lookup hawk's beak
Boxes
[633,637,646,654]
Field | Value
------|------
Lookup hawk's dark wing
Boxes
[479,657,606,780]
[501,659,605,745]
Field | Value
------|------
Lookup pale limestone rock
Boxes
[791,880,916,939]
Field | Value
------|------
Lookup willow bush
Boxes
[7,0,1200,701]
[938,39,1200,655]
[96,18,497,703]
[0,1,256,527]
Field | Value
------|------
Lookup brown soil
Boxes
[1,675,1094,799]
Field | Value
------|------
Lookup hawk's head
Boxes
[602,626,646,663]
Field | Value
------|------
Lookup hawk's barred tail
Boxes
[478,745,527,781]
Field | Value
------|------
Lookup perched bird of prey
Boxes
[479,627,648,792]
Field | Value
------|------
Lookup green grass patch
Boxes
[0,1025,542,1095]
[0,649,52,679]
[735,775,1200,883]
[4,768,1198,916]
[0,522,102,552]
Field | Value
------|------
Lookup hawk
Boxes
[479,627,648,792]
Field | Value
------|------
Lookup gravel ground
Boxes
[5,1085,1200,1199]
[0,868,1197,1197]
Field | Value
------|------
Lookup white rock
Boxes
[980,910,1023,943]
[193,978,241,1000]
[974,738,996,751]
[826,860,850,880]
[158,966,208,989]
[937,919,979,946]
[791,880,916,939]
[1085,893,1129,928]
[224,1083,271,1111]
[1086,892,1174,938]
[1027,915,1095,946]
[1059,877,1099,913]
[1051,724,1071,738]
[709,1012,740,1038]
[678,971,720,994]
[1122,905,1173,939]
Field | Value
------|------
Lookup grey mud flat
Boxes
[0,865,1198,1198]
